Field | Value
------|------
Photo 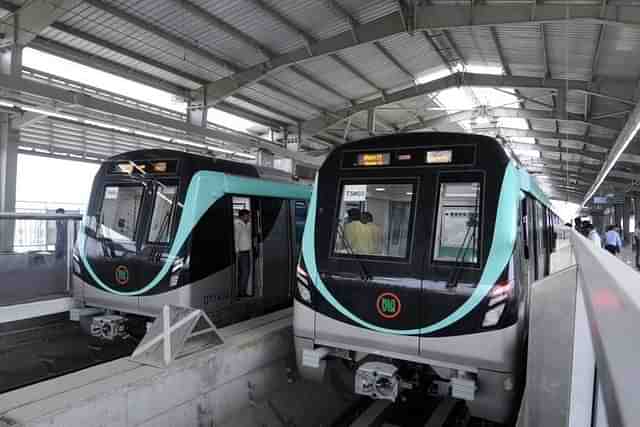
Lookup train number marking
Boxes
[114,265,130,285]
[376,292,401,319]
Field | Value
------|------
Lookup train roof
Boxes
[320,132,558,216]
[325,132,501,152]
[104,149,306,183]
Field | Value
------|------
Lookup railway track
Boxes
[0,316,138,393]
[333,394,507,427]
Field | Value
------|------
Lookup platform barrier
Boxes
[519,230,640,427]
[0,308,299,427]
[0,212,81,320]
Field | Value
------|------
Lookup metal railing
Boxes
[0,212,82,309]
[520,230,640,426]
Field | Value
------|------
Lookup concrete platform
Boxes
[0,308,350,427]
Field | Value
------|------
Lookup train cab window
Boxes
[99,185,143,242]
[333,182,415,258]
[148,185,178,243]
[433,182,481,264]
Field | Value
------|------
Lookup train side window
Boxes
[98,185,144,242]
[148,185,178,243]
[333,182,415,259]
[433,182,481,264]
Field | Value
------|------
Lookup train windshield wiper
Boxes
[446,213,478,289]
[337,222,371,282]
[125,160,184,209]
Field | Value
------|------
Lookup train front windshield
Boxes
[96,160,181,248]
[333,182,415,259]
[99,184,144,243]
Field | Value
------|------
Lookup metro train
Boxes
[294,132,560,423]
[73,149,311,333]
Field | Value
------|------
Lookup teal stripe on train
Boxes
[79,171,311,296]
[302,162,521,335]
[519,168,552,209]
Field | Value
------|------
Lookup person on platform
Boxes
[234,209,253,297]
[604,224,623,256]
[55,208,67,259]
[583,222,601,248]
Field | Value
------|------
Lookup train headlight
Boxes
[297,282,311,302]
[482,302,506,327]
[296,262,311,302]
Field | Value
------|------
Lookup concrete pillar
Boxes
[187,88,207,127]
[257,149,274,168]
[0,113,18,251]
[557,88,567,120]
[624,197,633,244]
[367,108,376,135]
[0,33,23,251]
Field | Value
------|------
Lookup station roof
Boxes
[2,0,640,204]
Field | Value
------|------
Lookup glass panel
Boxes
[148,185,178,243]
[99,185,143,242]
[334,183,414,258]
[433,182,481,263]
[294,200,307,247]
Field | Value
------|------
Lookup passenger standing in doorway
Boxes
[604,225,623,256]
[234,209,253,297]
[361,212,382,255]
[635,222,640,268]
[55,208,67,259]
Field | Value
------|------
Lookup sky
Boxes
[16,154,99,211]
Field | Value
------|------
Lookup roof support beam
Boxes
[403,107,621,133]
[508,141,605,162]
[30,38,189,96]
[0,73,321,167]
[0,0,80,47]
[49,23,207,87]
[11,110,46,129]
[82,0,336,120]
[541,23,551,79]
[298,72,633,136]
[584,79,640,204]
[204,3,640,104]
[478,127,616,151]
[28,38,299,130]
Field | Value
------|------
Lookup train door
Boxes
[519,197,532,287]
[258,197,292,304]
[232,196,257,297]
[524,197,537,282]
[534,202,548,277]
